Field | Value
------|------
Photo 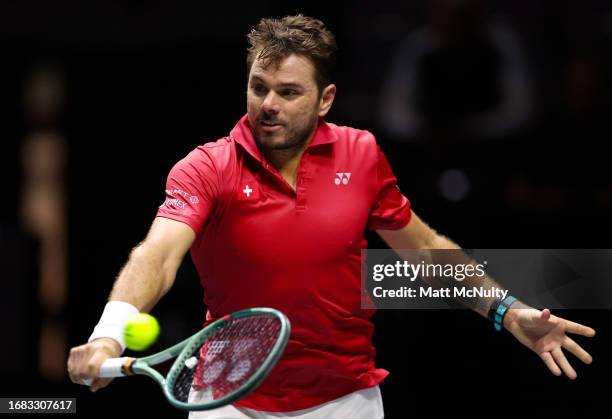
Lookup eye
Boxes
[281,89,298,97]
[252,84,267,96]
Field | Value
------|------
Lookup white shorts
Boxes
[188,386,384,419]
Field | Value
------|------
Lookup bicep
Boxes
[376,211,438,250]
[109,218,196,308]
[143,217,196,269]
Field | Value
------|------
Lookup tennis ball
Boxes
[124,313,160,351]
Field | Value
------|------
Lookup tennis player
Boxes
[67,15,596,418]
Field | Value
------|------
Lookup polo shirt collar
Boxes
[230,114,338,163]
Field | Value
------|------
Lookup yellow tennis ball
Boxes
[124,313,160,351]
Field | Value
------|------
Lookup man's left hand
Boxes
[504,305,596,379]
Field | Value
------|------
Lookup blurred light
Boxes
[438,169,471,202]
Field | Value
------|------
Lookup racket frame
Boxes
[118,307,290,411]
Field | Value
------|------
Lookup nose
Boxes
[261,91,280,114]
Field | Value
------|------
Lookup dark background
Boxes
[1,1,610,417]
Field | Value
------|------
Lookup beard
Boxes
[254,114,318,151]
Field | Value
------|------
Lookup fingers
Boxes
[540,352,561,377]
[563,336,593,365]
[539,309,551,321]
[551,347,577,379]
[90,377,114,393]
[539,308,596,337]
[532,309,594,379]
[86,349,116,392]
[67,340,119,391]
[563,320,596,337]
[540,348,581,379]
[525,308,550,326]
[67,344,93,385]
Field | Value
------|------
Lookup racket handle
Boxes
[80,357,133,386]
[99,357,132,377]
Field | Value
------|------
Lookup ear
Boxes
[318,84,336,117]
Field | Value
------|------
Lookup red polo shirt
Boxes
[156,115,411,411]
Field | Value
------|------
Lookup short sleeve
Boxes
[367,147,412,230]
[156,148,219,235]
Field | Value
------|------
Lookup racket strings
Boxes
[172,315,282,404]
[173,351,201,402]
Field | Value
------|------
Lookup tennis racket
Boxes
[84,307,290,411]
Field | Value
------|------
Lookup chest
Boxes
[208,150,377,266]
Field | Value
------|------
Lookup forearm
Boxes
[378,213,524,321]
[71,218,193,385]
[108,241,176,312]
[426,234,506,318]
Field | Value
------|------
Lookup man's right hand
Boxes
[67,338,122,392]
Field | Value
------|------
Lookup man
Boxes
[67,15,595,418]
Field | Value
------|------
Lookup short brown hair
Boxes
[246,15,338,92]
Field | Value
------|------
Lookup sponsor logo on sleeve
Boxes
[159,188,199,210]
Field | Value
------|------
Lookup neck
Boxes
[263,143,308,172]
[262,126,317,190]
[262,121,318,173]
[263,143,308,190]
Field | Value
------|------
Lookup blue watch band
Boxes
[493,295,517,331]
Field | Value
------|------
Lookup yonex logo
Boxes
[160,198,186,209]
[335,172,351,186]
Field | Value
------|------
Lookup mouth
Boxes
[259,120,284,132]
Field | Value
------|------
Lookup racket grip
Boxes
[99,357,132,377]
[79,357,132,386]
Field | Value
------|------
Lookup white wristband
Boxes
[88,301,139,353]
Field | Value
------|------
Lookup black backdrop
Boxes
[1,1,610,417]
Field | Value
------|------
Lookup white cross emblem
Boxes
[243,185,253,197]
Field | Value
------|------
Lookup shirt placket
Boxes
[259,161,293,195]
[259,155,309,211]
[295,153,310,212]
